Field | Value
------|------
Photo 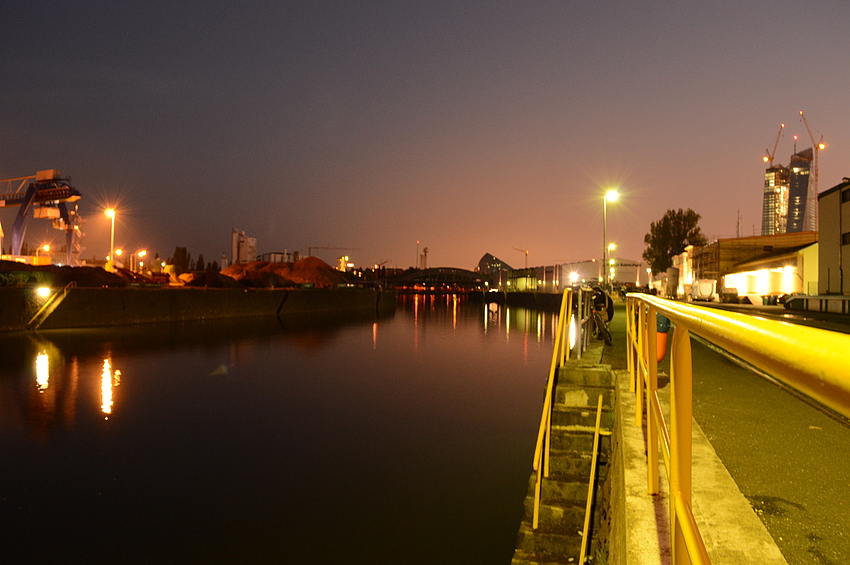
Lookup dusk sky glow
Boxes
[2,1,849,270]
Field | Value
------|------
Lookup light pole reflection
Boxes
[36,351,49,392]
[100,359,121,418]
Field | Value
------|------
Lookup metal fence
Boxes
[626,293,850,565]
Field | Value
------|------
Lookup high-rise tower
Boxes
[786,148,815,233]
[761,165,790,235]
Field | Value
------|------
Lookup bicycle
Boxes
[590,288,613,346]
[590,308,613,345]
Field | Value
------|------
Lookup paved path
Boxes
[606,300,850,565]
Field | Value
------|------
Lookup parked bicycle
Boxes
[590,287,613,345]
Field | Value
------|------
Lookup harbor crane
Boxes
[763,123,785,168]
[513,247,529,269]
[0,169,83,265]
[799,110,825,204]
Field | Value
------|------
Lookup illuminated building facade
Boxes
[817,177,850,295]
[786,148,815,233]
[761,166,789,235]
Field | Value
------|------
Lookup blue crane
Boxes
[0,169,83,265]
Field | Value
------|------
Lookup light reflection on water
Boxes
[0,296,559,564]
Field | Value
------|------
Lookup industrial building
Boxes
[686,232,818,302]
[817,177,850,295]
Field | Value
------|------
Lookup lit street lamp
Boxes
[135,250,147,272]
[35,244,50,265]
[602,190,619,289]
[105,208,116,272]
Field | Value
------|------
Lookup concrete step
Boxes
[522,496,586,526]
[549,428,612,454]
[558,363,614,387]
[550,404,614,428]
[554,384,613,409]
[511,547,579,565]
[542,452,593,476]
[527,469,608,505]
[513,521,583,559]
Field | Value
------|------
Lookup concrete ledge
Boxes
[613,369,787,564]
[0,286,394,331]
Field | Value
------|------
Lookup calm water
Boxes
[0,295,560,564]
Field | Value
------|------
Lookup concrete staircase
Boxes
[512,363,615,565]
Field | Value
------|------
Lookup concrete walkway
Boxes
[617,369,788,564]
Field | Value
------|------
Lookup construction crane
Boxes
[513,247,529,269]
[799,111,825,198]
[0,169,83,265]
[763,123,785,167]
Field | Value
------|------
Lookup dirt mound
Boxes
[221,256,345,288]
[0,261,126,288]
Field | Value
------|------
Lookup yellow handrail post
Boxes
[531,288,571,530]
[670,325,694,565]
[635,303,646,425]
[646,304,659,494]
[579,394,604,564]
[626,298,635,386]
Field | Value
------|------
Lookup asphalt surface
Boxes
[604,300,850,565]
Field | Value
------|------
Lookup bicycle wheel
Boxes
[592,312,613,345]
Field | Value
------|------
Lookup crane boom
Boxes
[799,110,825,230]
[764,123,784,167]
[513,247,529,269]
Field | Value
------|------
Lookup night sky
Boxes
[2,1,848,270]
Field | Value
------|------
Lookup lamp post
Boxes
[136,250,147,273]
[602,190,619,289]
[35,244,50,265]
[105,208,116,272]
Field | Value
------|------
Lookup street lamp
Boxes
[136,250,147,272]
[35,244,50,265]
[602,190,619,289]
[105,208,116,272]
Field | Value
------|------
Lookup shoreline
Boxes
[0,286,396,332]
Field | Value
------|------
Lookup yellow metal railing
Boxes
[627,292,850,565]
[578,394,604,564]
[531,288,572,529]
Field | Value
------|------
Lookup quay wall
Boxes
[0,286,395,331]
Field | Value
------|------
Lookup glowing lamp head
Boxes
[36,286,51,298]
[105,208,115,219]
[605,190,619,202]
[42,245,50,252]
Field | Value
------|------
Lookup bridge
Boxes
[512,289,850,564]
[388,267,487,292]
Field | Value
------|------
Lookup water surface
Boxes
[0,295,558,564]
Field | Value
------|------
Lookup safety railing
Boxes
[626,292,850,565]
[531,288,572,528]
[531,286,608,529]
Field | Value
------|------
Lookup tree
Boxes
[195,254,205,272]
[172,247,191,275]
[643,208,707,275]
